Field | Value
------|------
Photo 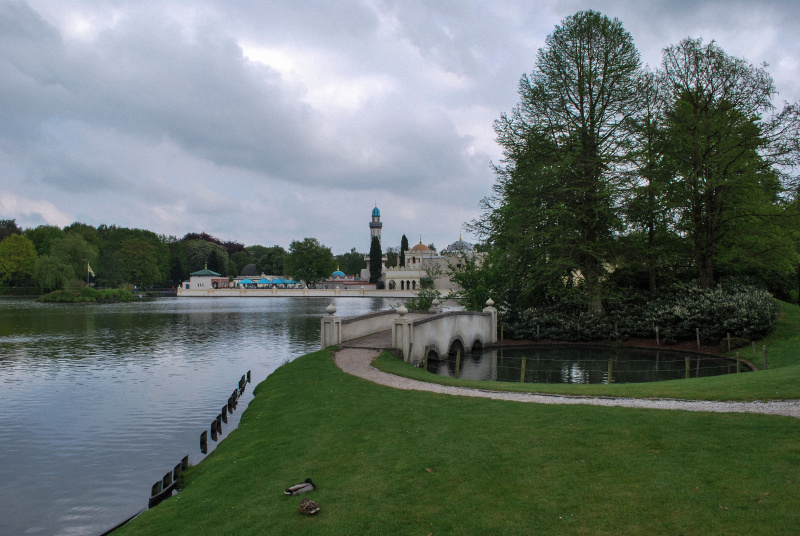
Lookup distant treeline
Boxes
[0,219,366,293]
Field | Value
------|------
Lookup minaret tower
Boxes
[370,204,382,245]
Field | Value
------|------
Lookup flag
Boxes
[88,263,95,277]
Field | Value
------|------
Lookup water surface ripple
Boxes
[0,297,391,536]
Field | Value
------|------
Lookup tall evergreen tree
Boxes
[369,236,382,284]
[400,234,409,267]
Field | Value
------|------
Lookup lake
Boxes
[0,297,394,536]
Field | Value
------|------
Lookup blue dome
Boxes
[372,206,380,217]
[332,270,346,278]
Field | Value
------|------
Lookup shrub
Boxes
[502,281,779,343]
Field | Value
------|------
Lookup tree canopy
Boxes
[284,238,335,283]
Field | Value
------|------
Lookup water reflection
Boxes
[428,346,741,384]
[0,297,392,536]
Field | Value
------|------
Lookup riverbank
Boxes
[117,345,800,535]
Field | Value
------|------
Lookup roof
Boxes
[191,268,221,276]
[410,240,431,253]
[372,206,380,217]
[443,239,474,253]
[240,263,258,276]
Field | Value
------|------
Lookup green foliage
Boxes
[32,255,72,291]
[475,10,641,313]
[0,234,37,286]
[385,247,398,268]
[504,281,779,344]
[368,236,382,284]
[0,219,21,241]
[255,245,286,276]
[50,233,98,281]
[334,247,365,276]
[23,225,65,256]
[63,222,101,248]
[38,287,135,303]
[185,239,229,275]
[114,239,162,286]
[229,250,252,277]
[284,238,335,283]
[400,234,408,267]
[401,288,441,311]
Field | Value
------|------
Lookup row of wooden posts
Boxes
[148,456,189,508]
[200,371,251,454]
[147,370,251,509]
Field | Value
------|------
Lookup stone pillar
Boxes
[392,305,413,362]
[320,303,341,348]
[483,298,498,343]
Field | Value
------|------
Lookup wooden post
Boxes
[455,350,461,379]
[247,370,251,383]
[727,333,731,352]
[763,345,768,370]
[174,463,182,480]
[656,326,659,346]
[162,472,172,488]
[200,431,208,451]
[685,357,690,379]
[607,359,613,384]
[221,407,228,423]
[151,481,163,497]
[520,357,527,383]
[227,397,233,413]
[423,345,429,371]
[696,328,700,349]
[181,456,189,471]
[210,422,218,442]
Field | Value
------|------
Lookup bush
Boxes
[502,281,779,343]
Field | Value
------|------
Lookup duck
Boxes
[285,478,316,495]
[299,498,320,515]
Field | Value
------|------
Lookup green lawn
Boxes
[118,345,800,535]
[375,300,800,401]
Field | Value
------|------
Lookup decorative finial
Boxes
[326,303,337,315]
[397,304,408,316]
[486,297,494,307]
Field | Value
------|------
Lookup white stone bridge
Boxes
[321,301,498,364]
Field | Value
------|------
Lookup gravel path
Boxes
[334,348,800,419]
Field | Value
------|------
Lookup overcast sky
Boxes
[2,0,799,254]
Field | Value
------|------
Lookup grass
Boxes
[374,300,800,402]
[118,346,800,536]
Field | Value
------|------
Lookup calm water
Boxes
[0,297,393,536]
[428,346,743,384]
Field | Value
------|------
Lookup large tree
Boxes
[660,38,800,287]
[284,238,335,284]
[255,245,287,276]
[0,234,37,286]
[473,10,641,312]
[335,248,366,276]
[50,233,98,282]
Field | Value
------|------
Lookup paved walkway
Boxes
[334,348,800,419]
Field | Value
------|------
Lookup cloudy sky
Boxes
[2,0,799,254]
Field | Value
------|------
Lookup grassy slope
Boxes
[119,347,799,536]
[375,301,800,401]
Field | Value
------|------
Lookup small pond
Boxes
[425,346,746,384]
